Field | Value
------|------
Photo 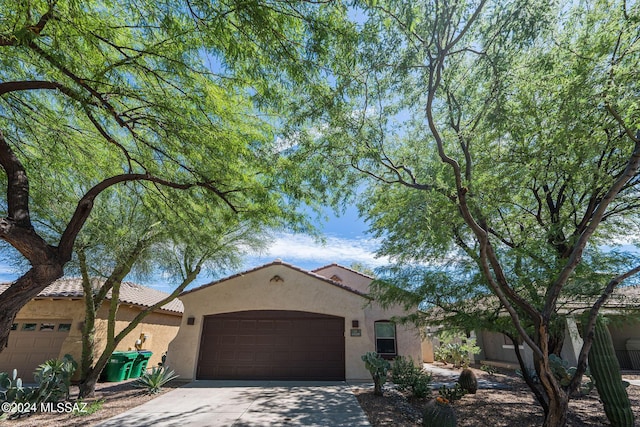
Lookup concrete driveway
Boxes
[94,381,371,427]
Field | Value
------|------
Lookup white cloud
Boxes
[255,232,388,268]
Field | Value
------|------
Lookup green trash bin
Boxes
[130,351,153,379]
[102,351,138,382]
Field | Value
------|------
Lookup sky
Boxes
[0,204,388,292]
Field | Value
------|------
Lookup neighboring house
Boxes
[167,260,423,381]
[475,286,640,371]
[0,279,183,381]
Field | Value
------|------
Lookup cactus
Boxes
[361,352,391,396]
[589,315,635,427]
[457,368,478,394]
[423,397,457,427]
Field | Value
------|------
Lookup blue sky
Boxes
[0,204,387,292]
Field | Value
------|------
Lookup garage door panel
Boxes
[0,320,71,380]
[197,310,345,380]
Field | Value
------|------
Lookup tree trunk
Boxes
[78,370,99,398]
[536,356,569,427]
[0,265,63,353]
[78,341,118,399]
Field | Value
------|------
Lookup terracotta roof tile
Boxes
[0,278,183,314]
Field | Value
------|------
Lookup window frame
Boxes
[374,320,397,358]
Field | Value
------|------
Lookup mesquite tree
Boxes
[0,0,351,354]
[285,1,640,426]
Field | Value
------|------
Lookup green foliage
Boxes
[423,398,457,427]
[437,384,467,403]
[548,354,594,396]
[434,333,480,368]
[133,367,179,395]
[0,355,78,419]
[361,352,391,396]
[590,316,635,427]
[391,356,432,398]
[480,364,497,375]
[34,354,77,402]
[72,399,104,417]
[457,368,478,394]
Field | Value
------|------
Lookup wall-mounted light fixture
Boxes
[187,316,195,325]
[352,320,359,328]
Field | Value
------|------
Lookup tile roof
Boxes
[0,278,183,314]
[181,259,370,298]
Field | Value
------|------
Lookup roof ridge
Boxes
[181,260,369,298]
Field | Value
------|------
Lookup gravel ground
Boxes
[354,363,640,427]
[2,364,638,426]
[2,378,189,427]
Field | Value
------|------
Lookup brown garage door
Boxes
[197,310,345,380]
[0,320,72,381]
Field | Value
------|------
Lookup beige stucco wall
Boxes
[421,338,435,363]
[608,317,640,351]
[313,265,373,294]
[95,305,182,368]
[10,298,181,376]
[167,263,422,381]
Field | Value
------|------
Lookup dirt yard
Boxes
[354,363,640,427]
[2,364,639,426]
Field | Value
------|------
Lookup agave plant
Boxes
[133,367,179,395]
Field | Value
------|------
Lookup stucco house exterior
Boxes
[475,286,640,371]
[167,260,423,381]
[0,279,183,381]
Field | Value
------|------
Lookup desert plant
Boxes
[548,354,594,396]
[391,356,417,392]
[412,370,432,399]
[134,366,179,395]
[589,316,635,427]
[457,368,478,394]
[0,369,39,417]
[1,355,78,419]
[437,384,467,403]
[72,399,105,417]
[391,357,432,398]
[433,333,480,368]
[423,396,457,427]
[362,352,391,396]
[34,354,77,401]
[480,364,497,375]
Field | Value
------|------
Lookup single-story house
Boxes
[474,286,640,370]
[0,279,183,381]
[167,260,423,381]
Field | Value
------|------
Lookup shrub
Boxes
[34,354,77,401]
[480,364,497,375]
[134,367,179,395]
[391,356,432,398]
[412,370,432,399]
[0,354,78,419]
[438,383,467,403]
[434,333,480,368]
[362,352,391,396]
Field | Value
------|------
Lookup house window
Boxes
[22,323,37,331]
[58,323,72,332]
[40,323,56,331]
[10,323,17,331]
[375,321,397,357]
